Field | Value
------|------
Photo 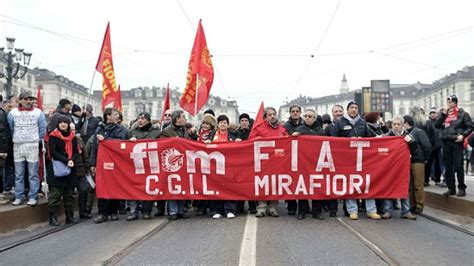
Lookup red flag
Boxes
[179,19,214,116]
[115,85,122,112]
[36,85,43,111]
[249,101,264,139]
[160,84,171,124]
[95,22,120,111]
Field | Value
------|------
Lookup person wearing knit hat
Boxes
[239,113,250,122]
[331,99,381,220]
[71,104,84,133]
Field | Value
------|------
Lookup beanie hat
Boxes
[203,109,215,117]
[202,114,217,127]
[347,101,359,110]
[139,112,152,122]
[72,104,81,113]
[429,107,438,114]
[239,113,250,122]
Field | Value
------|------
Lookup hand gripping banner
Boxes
[96,136,410,200]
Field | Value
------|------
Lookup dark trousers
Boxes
[213,201,237,215]
[77,177,88,216]
[141,200,165,214]
[236,201,257,213]
[298,200,323,214]
[425,148,442,183]
[287,200,297,213]
[443,142,466,191]
[48,185,74,217]
[98,198,119,216]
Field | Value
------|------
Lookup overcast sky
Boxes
[2,0,473,115]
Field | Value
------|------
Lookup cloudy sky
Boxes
[2,0,472,115]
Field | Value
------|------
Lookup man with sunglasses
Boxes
[434,95,472,197]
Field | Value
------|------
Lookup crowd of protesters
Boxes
[0,91,472,226]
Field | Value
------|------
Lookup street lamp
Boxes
[0,37,33,100]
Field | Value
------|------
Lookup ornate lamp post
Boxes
[0,37,32,100]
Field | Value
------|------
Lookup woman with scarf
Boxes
[194,114,217,216]
[205,115,241,219]
[47,115,79,226]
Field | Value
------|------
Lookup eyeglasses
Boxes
[303,115,314,118]
[164,114,171,117]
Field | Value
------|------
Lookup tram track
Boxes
[0,219,85,253]
[418,212,474,237]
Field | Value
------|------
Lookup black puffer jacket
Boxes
[295,122,327,136]
[434,108,472,141]
[406,127,432,163]
[284,117,304,135]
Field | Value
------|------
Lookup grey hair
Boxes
[409,106,426,126]
[263,106,277,118]
[392,116,404,124]
[171,110,184,125]
[304,109,317,115]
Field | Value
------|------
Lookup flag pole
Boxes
[194,74,199,116]
[88,69,97,103]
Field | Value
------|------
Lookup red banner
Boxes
[96,136,410,200]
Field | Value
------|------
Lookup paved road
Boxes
[1,202,473,265]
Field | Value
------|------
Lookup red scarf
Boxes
[49,129,75,159]
[213,130,229,143]
[198,129,212,142]
[18,105,34,111]
[444,107,459,127]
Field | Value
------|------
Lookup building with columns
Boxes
[279,66,474,121]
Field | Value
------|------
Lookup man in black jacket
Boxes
[283,105,303,215]
[80,104,100,144]
[434,95,472,197]
[425,108,443,186]
[403,115,432,213]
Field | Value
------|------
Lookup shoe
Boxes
[349,213,358,220]
[0,199,9,205]
[255,212,265,218]
[439,182,448,188]
[213,213,223,219]
[169,214,178,220]
[27,198,38,206]
[249,208,257,214]
[227,213,235,219]
[312,213,324,220]
[269,210,279,217]
[94,214,108,224]
[178,213,190,219]
[79,213,92,219]
[287,210,296,216]
[413,208,423,214]
[143,213,152,220]
[381,213,392,219]
[297,212,305,220]
[329,212,337,217]
[154,211,165,217]
[110,214,119,221]
[66,217,78,225]
[49,216,60,226]
[12,199,22,206]
[3,190,13,195]
[401,213,417,220]
[456,189,466,197]
[367,213,381,220]
[443,190,456,197]
[127,213,139,221]
[424,182,430,187]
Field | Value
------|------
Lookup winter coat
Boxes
[127,123,161,140]
[0,108,11,153]
[366,122,384,137]
[295,122,327,136]
[283,117,303,135]
[237,128,251,140]
[160,124,190,139]
[47,134,79,187]
[406,127,432,163]
[89,122,128,166]
[331,116,371,138]
[434,108,472,141]
[80,116,100,143]
[426,119,442,150]
[75,137,90,177]
[249,121,288,139]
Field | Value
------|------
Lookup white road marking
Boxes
[239,214,258,266]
